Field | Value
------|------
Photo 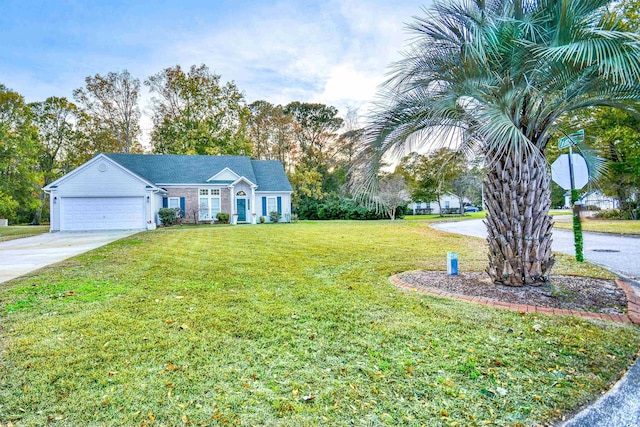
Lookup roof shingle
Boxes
[104,154,291,191]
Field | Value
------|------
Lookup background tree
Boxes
[284,102,346,216]
[288,167,325,219]
[285,102,343,169]
[362,0,640,286]
[73,70,141,153]
[247,101,296,169]
[555,107,640,218]
[30,97,86,223]
[146,64,251,156]
[450,164,484,213]
[395,148,468,214]
[376,174,409,220]
[0,84,40,222]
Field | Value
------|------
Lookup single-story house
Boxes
[408,194,469,214]
[562,191,620,210]
[44,153,293,231]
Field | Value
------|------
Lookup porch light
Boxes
[146,196,150,203]
[53,196,57,204]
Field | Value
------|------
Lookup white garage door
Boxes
[61,197,145,231]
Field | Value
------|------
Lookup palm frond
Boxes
[354,0,640,204]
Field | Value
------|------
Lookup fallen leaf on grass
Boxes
[166,363,180,371]
[302,394,316,402]
[63,291,75,297]
[480,388,495,398]
[165,318,175,323]
[175,296,184,299]
[179,324,189,330]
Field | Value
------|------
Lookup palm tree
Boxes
[363,0,640,286]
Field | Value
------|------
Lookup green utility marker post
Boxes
[558,130,585,262]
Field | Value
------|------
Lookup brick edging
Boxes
[389,273,640,325]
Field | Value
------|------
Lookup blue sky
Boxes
[1,0,427,127]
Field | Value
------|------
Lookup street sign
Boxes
[551,153,589,190]
[558,129,584,149]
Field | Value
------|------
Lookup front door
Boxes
[236,199,246,222]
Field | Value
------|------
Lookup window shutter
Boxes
[262,197,267,216]
[180,197,186,217]
[277,197,282,213]
[162,197,168,208]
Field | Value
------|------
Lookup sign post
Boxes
[552,130,586,262]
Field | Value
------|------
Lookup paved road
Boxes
[431,218,640,427]
[0,231,139,283]
[432,218,640,283]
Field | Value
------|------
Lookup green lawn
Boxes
[404,211,487,221]
[0,225,49,242]
[1,221,638,426]
[406,210,571,222]
[554,218,640,235]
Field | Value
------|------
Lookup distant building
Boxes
[408,194,470,214]
[563,191,620,210]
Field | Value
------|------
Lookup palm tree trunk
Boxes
[484,150,555,286]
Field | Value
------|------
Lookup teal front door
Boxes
[237,199,246,222]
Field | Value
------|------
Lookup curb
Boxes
[389,273,640,325]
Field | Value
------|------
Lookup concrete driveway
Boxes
[0,231,140,284]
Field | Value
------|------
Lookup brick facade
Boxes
[165,188,199,223]
[164,186,234,224]
[221,187,231,214]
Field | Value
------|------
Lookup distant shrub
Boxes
[269,210,282,223]
[259,216,265,224]
[290,213,298,223]
[216,212,230,224]
[593,209,631,220]
[158,208,177,226]
[297,196,405,221]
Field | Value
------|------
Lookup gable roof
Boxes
[251,160,292,192]
[104,154,292,192]
[44,153,160,191]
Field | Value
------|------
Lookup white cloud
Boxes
[2,0,431,128]
[154,0,426,118]
[313,63,382,108]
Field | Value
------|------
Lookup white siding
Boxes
[55,160,148,197]
[152,193,164,224]
[211,168,240,181]
[257,192,292,222]
[48,156,150,231]
[409,194,465,214]
[50,191,60,231]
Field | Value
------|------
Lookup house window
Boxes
[199,188,221,220]
[267,197,277,214]
[168,197,180,209]
[236,190,246,196]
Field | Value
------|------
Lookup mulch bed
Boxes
[398,271,628,315]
